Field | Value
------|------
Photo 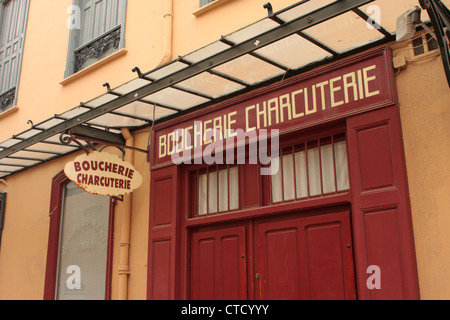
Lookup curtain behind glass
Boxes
[272,140,350,203]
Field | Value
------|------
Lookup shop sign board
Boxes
[64,151,143,197]
[151,47,397,168]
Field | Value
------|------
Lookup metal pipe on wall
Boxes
[118,128,134,300]
[158,0,173,67]
[117,0,173,300]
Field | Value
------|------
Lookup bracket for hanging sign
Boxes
[59,125,148,158]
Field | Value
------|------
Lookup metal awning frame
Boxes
[0,0,409,178]
[419,0,450,87]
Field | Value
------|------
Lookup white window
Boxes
[195,165,239,216]
[65,0,127,77]
[0,0,29,112]
[271,133,350,203]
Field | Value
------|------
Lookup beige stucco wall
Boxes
[393,38,450,299]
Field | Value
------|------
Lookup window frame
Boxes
[269,131,350,205]
[0,0,30,112]
[44,170,115,300]
[189,163,241,218]
[64,0,127,78]
[184,121,351,224]
[200,0,215,7]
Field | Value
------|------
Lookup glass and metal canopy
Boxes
[0,0,447,178]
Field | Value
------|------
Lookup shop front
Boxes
[147,47,420,300]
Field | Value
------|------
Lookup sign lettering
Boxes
[64,151,143,197]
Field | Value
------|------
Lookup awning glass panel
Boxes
[26,142,77,154]
[182,41,231,64]
[0,158,40,166]
[35,118,65,130]
[277,0,338,22]
[255,34,333,69]
[11,150,61,160]
[114,78,152,95]
[223,18,280,45]
[58,107,91,120]
[15,129,42,140]
[303,11,385,53]
[145,61,189,80]
[0,165,23,172]
[84,94,119,108]
[87,113,148,128]
[213,54,285,85]
[115,101,176,121]
[141,87,210,110]
[0,139,21,148]
[176,72,246,98]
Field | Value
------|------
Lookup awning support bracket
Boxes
[419,0,450,87]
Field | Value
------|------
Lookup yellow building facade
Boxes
[0,0,449,300]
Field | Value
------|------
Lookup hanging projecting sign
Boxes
[64,151,143,197]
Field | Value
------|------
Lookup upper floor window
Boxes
[65,0,127,77]
[0,0,30,112]
[200,0,215,8]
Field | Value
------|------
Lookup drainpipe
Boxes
[158,0,173,67]
[118,128,134,300]
[116,0,173,300]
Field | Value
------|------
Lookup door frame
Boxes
[43,170,116,300]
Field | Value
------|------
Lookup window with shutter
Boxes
[200,0,215,8]
[65,0,127,77]
[0,0,29,112]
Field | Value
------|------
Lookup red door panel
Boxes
[191,224,247,300]
[347,106,420,299]
[262,227,301,300]
[305,222,348,300]
[254,208,356,300]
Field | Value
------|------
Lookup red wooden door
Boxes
[347,106,419,299]
[191,223,247,300]
[254,208,356,300]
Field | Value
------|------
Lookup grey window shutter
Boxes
[0,0,29,108]
[65,0,126,77]
[200,0,214,7]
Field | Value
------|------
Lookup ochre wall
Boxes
[393,38,450,299]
